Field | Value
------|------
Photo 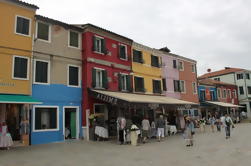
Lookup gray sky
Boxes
[26,0,251,75]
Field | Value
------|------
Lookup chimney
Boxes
[159,47,171,53]
[225,67,231,69]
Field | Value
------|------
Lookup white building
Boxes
[199,67,251,117]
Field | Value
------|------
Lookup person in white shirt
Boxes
[141,117,150,143]
[222,114,234,139]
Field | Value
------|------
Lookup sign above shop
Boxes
[0,82,15,87]
[96,93,118,105]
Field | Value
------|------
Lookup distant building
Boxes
[199,67,250,117]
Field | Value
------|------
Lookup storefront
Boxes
[0,94,41,146]
[87,89,198,140]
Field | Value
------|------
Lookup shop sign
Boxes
[148,103,159,109]
[0,82,15,87]
[96,93,118,105]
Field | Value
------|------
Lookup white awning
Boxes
[90,89,198,105]
[205,101,243,108]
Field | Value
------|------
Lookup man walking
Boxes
[156,115,165,142]
[223,114,234,139]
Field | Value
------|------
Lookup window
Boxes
[34,107,58,131]
[192,82,197,94]
[233,90,237,98]
[173,60,177,69]
[222,89,227,98]
[217,88,221,98]
[173,80,185,93]
[118,73,131,91]
[133,49,143,63]
[178,61,184,71]
[228,89,232,98]
[248,87,251,95]
[13,56,29,80]
[37,22,50,41]
[34,60,49,84]
[68,65,80,87]
[199,90,206,101]
[193,110,199,116]
[119,44,127,60]
[162,78,167,91]
[246,73,250,80]
[15,16,30,36]
[92,68,108,89]
[69,31,79,48]
[94,104,105,114]
[192,64,196,73]
[151,55,160,67]
[214,78,220,81]
[134,76,145,92]
[237,73,243,80]
[153,80,161,94]
[93,36,106,54]
[239,86,244,95]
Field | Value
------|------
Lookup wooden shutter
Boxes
[102,70,108,89]
[141,77,145,92]
[92,68,96,88]
[101,39,106,54]
[133,49,137,62]
[118,73,122,91]
[126,75,132,92]
[162,78,167,91]
[92,36,96,51]
[173,60,177,69]
[151,55,154,67]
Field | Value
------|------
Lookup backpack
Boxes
[225,119,231,126]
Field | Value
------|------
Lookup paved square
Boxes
[1,123,251,166]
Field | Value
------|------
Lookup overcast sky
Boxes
[25,0,251,75]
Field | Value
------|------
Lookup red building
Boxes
[80,24,133,137]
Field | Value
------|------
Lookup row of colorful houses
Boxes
[0,0,248,146]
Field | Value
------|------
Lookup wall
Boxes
[0,1,36,95]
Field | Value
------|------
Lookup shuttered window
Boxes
[37,22,50,41]
[134,76,145,92]
[173,80,185,92]
[162,78,167,91]
[68,65,80,87]
[13,56,28,79]
[173,60,177,69]
[92,68,108,89]
[118,74,131,91]
[151,55,159,67]
[153,80,161,94]
[93,36,106,54]
[133,49,143,63]
[16,16,30,36]
[69,31,79,48]
[35,60,49,84]
[119,44,127,60]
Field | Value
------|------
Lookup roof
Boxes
[199,67,244,79]
[90,89,198,105]
[79,23,133,42]
[206,101,243,108]
[0,94,42,104]
[198,78,236,87]
[5,0,39,9]
[35,15,83,32]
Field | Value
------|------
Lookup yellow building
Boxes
[132,42,163,94]
[0,0,38,95]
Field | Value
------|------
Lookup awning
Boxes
[0,94,42,104]
[89,89,198,106]
[205,101,243,108]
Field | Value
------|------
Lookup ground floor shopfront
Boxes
[239,100,251,118]
[0,94,41,147]
[83,89,198,140]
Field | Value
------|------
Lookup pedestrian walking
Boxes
[184,117,195,147]
[156,115,165,142]
[199,117,206,133]
[209,116,216,132]
[150,121,156,138]
[141,117,150,143]
[117,116,126,145]
[215,118,222,132]
[223,114,234,139]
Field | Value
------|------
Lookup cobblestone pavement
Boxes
[1,123,251,166]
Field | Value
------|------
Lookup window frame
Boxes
[93,35,104,54]
[246,73,250,80]
[233,89,237,98]
[32,105,59,132]
[192,82,197,94]
[134,75,145,92]
[12,55,30,80]
[14,15,31,37]
[222,89,227,99]
[151,55,160,68]
[217,88,221,98]
[247,86,251,95]
[152,79,162,94]
[239,86,244,95]
[67,64,81,88]
[180,80,186,93]
[237,73,243,80]
[94,67,105,89]
[120,73,128,91]
[33,59,50,85]
[118,43,128,61]
[133,49,143,64]
[36,21,51,43]
[191,64,196,73]
[68,30,80,49]
[178,61,184,71]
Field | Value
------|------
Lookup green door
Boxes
[70,111,76,138]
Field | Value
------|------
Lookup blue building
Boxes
[31,15,83,144]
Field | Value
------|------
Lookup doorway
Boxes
[63,107,79,140]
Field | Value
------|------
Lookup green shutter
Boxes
[102,70,108,89]
[151,55,154,66]
[126,75,132,92]
[118,73,122,91]
[142,78,145,92]
[162,78,167,91]
[92,68,96,88]
[92,36,96,51]
[101,39,106,54]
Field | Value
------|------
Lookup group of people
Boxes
[117,115,175,146]
[0,122,13,150]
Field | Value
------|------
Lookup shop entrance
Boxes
[64,107,79,140]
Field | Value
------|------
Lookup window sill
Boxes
[133,61,144,64]
[15,32,31,37]
[36,38,51,43]
[119,57,128,61]
[68,45,80,49]
[67,84,81,88]
[33,129,59,132]
[12,77,29,81]
[93,51,105,55]
[33,82,50,85]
